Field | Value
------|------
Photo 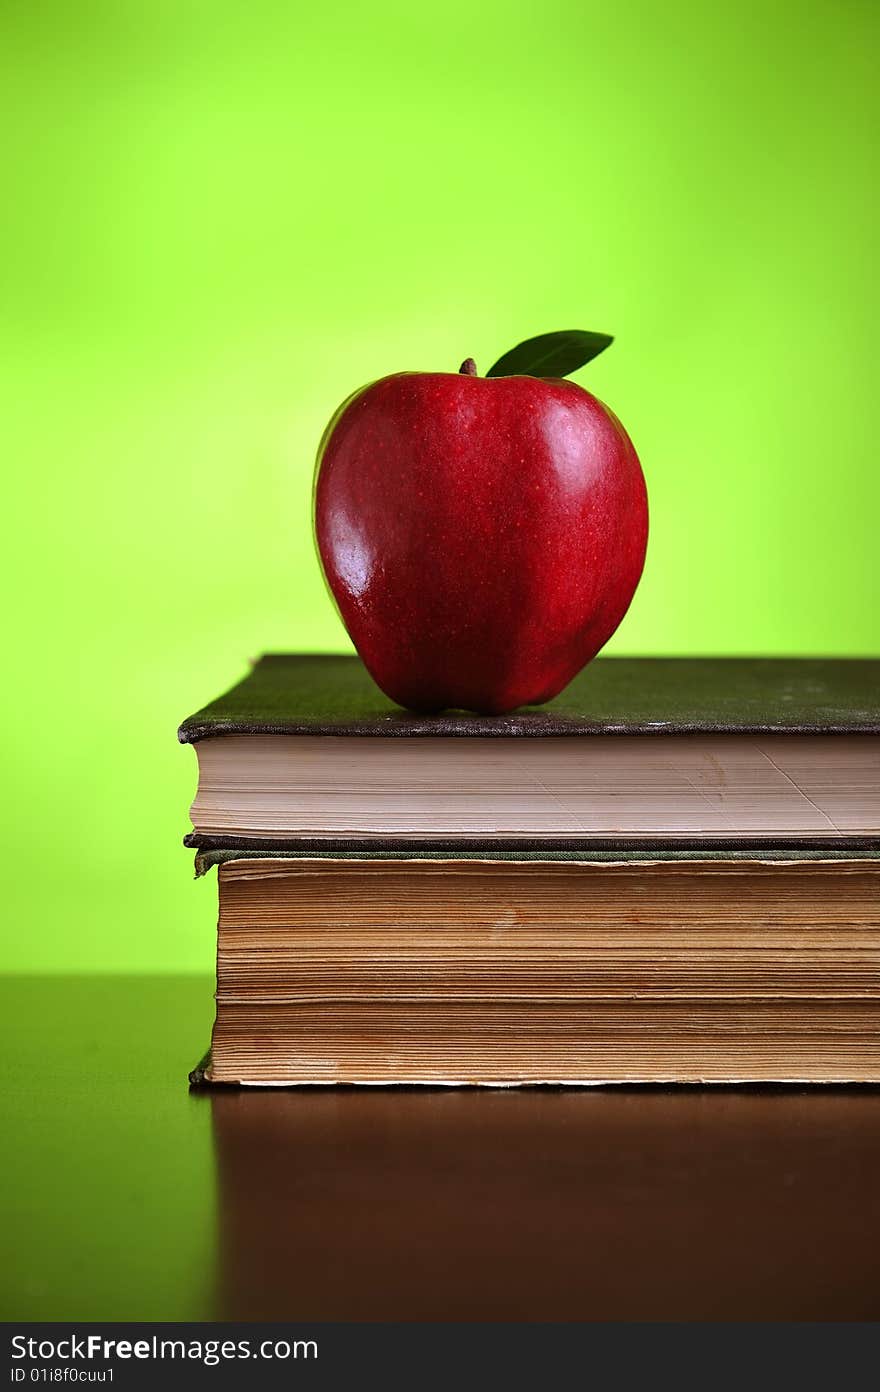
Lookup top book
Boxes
[179,655,880,851]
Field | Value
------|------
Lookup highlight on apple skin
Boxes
[313,332,648,715]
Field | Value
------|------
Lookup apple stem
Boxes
[459,358,478,376]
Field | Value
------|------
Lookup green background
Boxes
[2,1,878,972]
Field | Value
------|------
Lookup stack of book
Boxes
[180,656,880,1084]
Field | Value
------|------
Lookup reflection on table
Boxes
[210,1085,880,1321]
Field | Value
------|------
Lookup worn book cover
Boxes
[179,654,880,742]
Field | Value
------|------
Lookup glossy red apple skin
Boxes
[314,371,648,714]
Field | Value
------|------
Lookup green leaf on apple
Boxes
[486,329,613,380]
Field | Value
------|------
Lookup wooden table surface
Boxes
[3,976,880,1321]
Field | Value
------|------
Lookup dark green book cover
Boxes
[179,654,880,742]
[193,845,880,877]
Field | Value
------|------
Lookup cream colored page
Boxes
[191,735,879,838]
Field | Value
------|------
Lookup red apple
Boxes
[313,336,647,714]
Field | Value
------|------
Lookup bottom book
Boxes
[192,854,880,1085]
